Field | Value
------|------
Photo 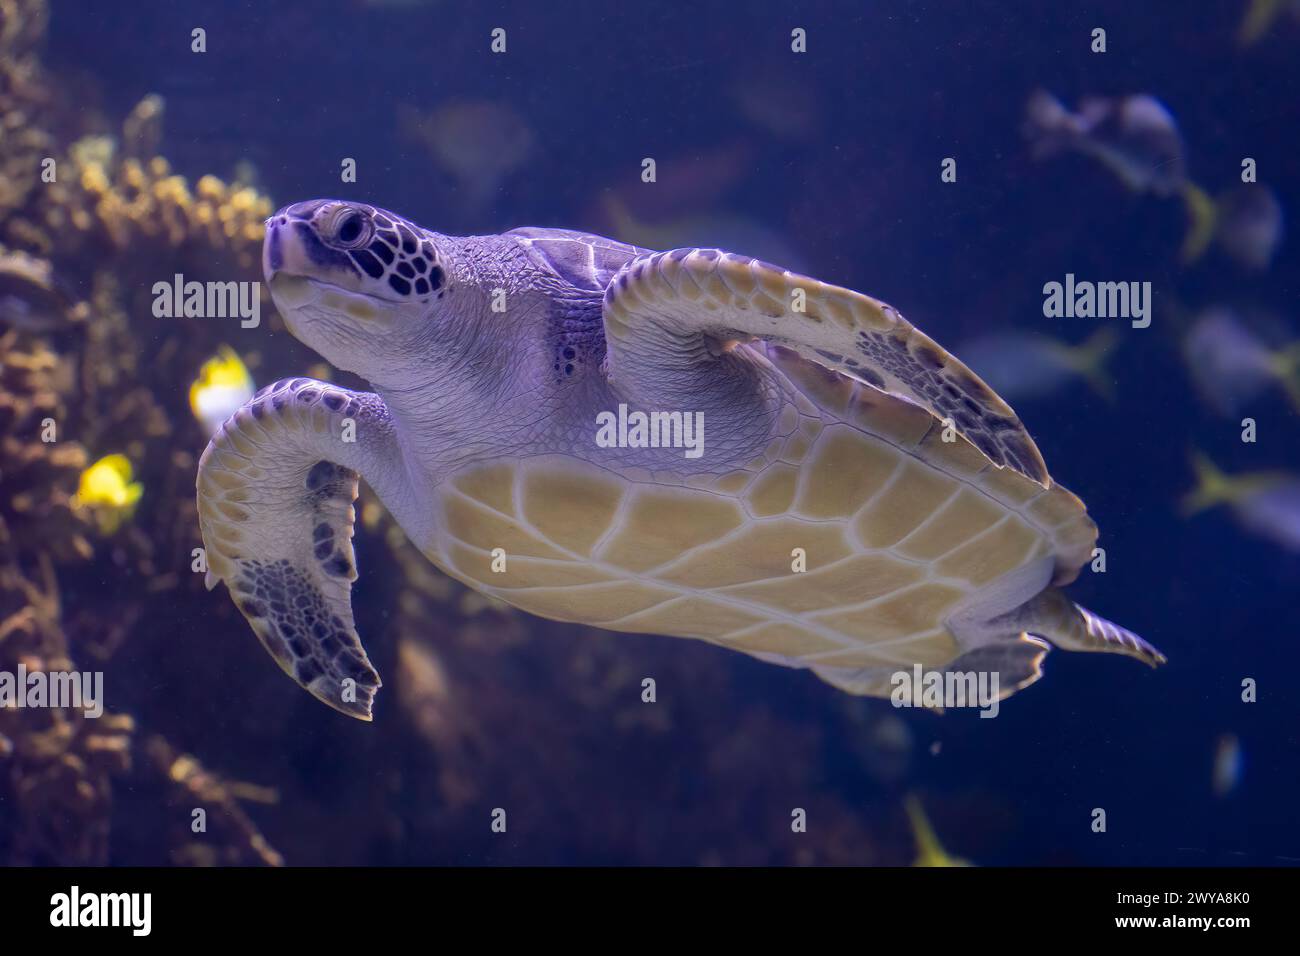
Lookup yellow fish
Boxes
[1182,451,1300,552]
[190,346,255,435]
[72,453,143,535]
[905,795,972,867]
[1237,0,1297,47]
[1180,183,1283,270]
[1181,451,1289,516]
[959,327,1120,403]
[1180,183,1219,264]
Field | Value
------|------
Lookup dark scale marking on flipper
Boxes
[233,558,379,715]
[305,460,343,491]
[912,343,947,370]
[847,327,1047,481]
[296,660,323,685]
[858,366,885,388]
[323,553,353,577]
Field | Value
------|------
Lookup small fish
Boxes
[1182,452,1300,552]
[1237,0,1300,46]
[904,796,971,867]
[399,100,534,207]
[730,68,822,141]
[844,710,912,785]
[1182,310,1300,416]
[958,327,1119,402]
[190,346,255,435]
[1213,185,1285,271]
[1181,184,1284,269]
[602,195,809,273]
[72,453,143,536]
[1025,90,1186,197]
[1212,733,1243,797]
[0,253,74,333]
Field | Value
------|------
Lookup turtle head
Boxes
[263,199,450,375]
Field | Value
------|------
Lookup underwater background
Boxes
[0,0,1296,866]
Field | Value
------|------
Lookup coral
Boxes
[0,4,274,276]
[0,556,134,865]
[16,140,272,273]
[0,328,92,563]
[141,736,283,867]
[0,0,52,223]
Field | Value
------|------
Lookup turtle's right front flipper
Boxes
[197,378,415,720]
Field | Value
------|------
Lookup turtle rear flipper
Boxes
[811,635,1050,704]
[1009,588,1166,667]
[197,378,419,720]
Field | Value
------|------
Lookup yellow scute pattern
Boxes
[596,488,744,571]
[431,435,1054,673]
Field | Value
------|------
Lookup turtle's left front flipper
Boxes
[197,378,416,720]
[602,249,1049,484]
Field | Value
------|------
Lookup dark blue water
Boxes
[41,0,1299,865]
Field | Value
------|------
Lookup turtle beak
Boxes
[263,208,319,284]
[262,213,325,326]
[262,214,286,282]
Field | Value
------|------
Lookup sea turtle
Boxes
[196,199,1165,720]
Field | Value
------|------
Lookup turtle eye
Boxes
[332,210,369,248]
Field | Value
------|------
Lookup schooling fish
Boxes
[1182,452,1300,553]
[1180,183,1284,269]
[1237,0,1300,46]
[958,327,1119,402]
[1182,309,1300,416]
[1212,733,1243,798]
[602,195,809,274]
[1025,89,1187,197]
[904,796,971,867]
[398,100,535,207]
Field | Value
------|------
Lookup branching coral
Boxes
[0,0,52,224]
[0,556,134,865]
[0,328,91,563]
[142,736,283,867]
[14,134,272,273]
